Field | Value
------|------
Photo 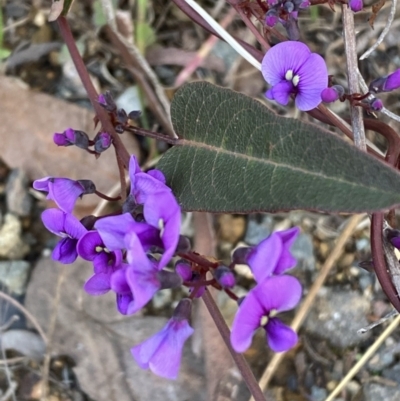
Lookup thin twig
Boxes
[325,313,400,401]
[342,5,366,150]
[253,214,365,397]
[202,290,268,401]
[183,0,262,70]
[360,0,397,60]
[0,291,47,344]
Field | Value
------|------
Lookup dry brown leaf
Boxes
[0,76,139,216]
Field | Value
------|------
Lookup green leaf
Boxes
[157,82,400,213]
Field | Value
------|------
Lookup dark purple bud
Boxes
[122,194,138,214]
[53,128,89,150]
[265,10,278,27]
[321,85,344,103]
[157,271,183,290]
[349,0,363,12]
[267,0,279,5]
[284,1,295,13]
[386,228,400,249]
[94,132,112,153]
[117,109,128,124]
[77,179,96,195]
[128,110,142,120]
[299,0,310,8]
[80,215,97,230]
[98,91,117,112]
[176,235,191,253]
[231,246,252,265]
[172,298,192,321]
[214,265,236,289]
[369,98,383,112]
[115,124,125,134]
[175,259,193,281]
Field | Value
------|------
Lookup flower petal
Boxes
[265,318,298,352]
[41,209,66,235]
[95,213,136,251]
[269,81,293,106]
[230,289,265,353]
[247,233,283,282]
[49,178,84,213]
[295,53,328,111]
[261,41,311,85]
[84,272,111,295]
[253,275,302,313]
[77,231,103,261]
[274,227,300,274]
[63,213,87,239]
[52,237,78,264]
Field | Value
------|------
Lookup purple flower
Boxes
[94,213,177,269]
[77,230,123,295]
[33,177,95,213]
[123,232,182,314]
[321,85,345,103]
[230,275,301,353]
[349,0,363,12]
[246,227,300,281]
[41,208,87,264]
[369,98,383,112]
[125,155,181,268]
[53,128,89,149]
[131,298,194,379]
[110,265,135,314]
[262,41,328,111]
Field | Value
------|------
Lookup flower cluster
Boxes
[262,41,328,111]
[35,92,302,378]
[231,228,301,352]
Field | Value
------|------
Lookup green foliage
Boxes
[158,82,400,214]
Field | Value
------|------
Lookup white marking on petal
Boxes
[260,316,269,326]
[292,75,300,86]
[285,70,294,81]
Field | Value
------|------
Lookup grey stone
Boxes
[383,363,400,384]
[310,386,327,401]
[0,330,45,360]
[368,346,396,372]
[5,168,32,217]
[363,383,400,401]
[244,215,274,245]
[291,233,315,272]
[304,287,371,348]
[0,214,30,259]
[0,260,30,294]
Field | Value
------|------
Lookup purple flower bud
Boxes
[283,15,300,41]
[53,128,89,149]
[267,0,279,5]
[214,266,236,289]
[157,270,183,289]
[349,0,363,12]
[98,92,117,112]
[117,109,128,124]
[387,228,400,249]
[231,246,252,265]
[369,98,383,112]
[321,85,345,103]
[176,235,191,253]
[175,259,193,281]
[284,1,295,13]
[94,132,112,153]
[265,10,279,27]
[370,69,400,93]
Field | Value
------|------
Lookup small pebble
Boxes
[0,214,30,259]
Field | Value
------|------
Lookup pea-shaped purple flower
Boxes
[262,41,328,111]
